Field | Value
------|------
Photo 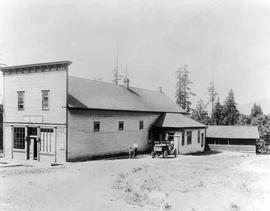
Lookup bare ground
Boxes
[0,151,270,211]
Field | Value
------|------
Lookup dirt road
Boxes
[0,152,270,211]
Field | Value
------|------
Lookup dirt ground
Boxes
[0,151,270,211]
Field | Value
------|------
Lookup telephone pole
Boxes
[112,52,123,85]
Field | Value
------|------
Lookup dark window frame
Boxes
[187,131,192,145]
[42,90,50,110]
[182,132,185,146]
[93,121,100,132]
[201,133,204,147]
[197,131,200,143]
[139,120,144,130]
[14,127,25,149]
[118,121,124,131]
[17,91,25,111]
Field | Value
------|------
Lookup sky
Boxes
[1,0,270,112]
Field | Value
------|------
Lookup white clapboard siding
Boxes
[4,70,67,124]
[178,129,205,154]
[67,110,160,161]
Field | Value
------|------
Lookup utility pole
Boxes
[112,53,123,85]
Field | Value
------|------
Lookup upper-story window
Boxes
[93,121,100,132]
[139,120,144,130]
[118,121,124,131]
[17,91,25,110]
[42,90,50,110]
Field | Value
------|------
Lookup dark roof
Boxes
[0,61,72,71]
[206,126,259,139]
[154,113,206,128]
[68,76,186,113]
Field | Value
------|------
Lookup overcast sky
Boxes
[1,0,270,110]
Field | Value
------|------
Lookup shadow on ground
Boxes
[187,150,222,156]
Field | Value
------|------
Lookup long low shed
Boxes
[206,126,259,153]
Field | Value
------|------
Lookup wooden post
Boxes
[54,127,57,164]
[37,126,41,161]
[11,125,14,159]
[25,126,28,160]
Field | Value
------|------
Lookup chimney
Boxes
[123,77,130,89]
[158,86,163,93]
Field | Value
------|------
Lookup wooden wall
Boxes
[179,129,205,154]
[67,109,160,161]
[2,67,68,162]
[3,69,67,124]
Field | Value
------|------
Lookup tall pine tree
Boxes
[221,89,240,125]
[175,65,195,113]
[212,98,223,125]
[208,81,218,119]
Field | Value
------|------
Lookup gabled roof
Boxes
[154,113,206,128]
[206,126,259,139]
[68,76,186,113]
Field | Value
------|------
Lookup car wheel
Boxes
[163,150,168,158]
[151,151,155,158]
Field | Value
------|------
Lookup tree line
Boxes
[175,65,270,144]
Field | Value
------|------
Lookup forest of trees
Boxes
[175,66,270,144]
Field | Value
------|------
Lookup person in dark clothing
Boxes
[133,143,138,158]
[129,147,134,159]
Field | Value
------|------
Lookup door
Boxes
[26,138,30,160]
[33,138,37,160]
[201,133,204,147]
[174,132,181,154]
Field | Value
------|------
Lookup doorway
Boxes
[26,137,30,160]
[201,133,204,147]
[26,127,38,160]
[33,138,38,160]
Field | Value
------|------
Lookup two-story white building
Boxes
[1,61,206,163]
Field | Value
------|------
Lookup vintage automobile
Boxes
[151,142,177,158]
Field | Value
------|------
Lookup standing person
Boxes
[128,147,134,159]
[133,143,138,158]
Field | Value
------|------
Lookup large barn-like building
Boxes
[1,61,206,163]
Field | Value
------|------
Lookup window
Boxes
[118,121,124,131]
[42,90,50,110]
[201,133,204,147]
[187,131,192,145]
[14,127,25,149]
[17,91,24,110]
[41,128,54,153]
[139,121,144,130]
[93,121,100,132]
[182,132,185,146]
[197,131,200,143]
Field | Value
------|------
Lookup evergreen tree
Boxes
[212,98,223,125]
[221,89,240,125]
[207,81,218,119]
[175,65,196,113]
[250,103,263,118]
[191,99,210,125]
[251,114,270,144]
[238,113,251,125]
